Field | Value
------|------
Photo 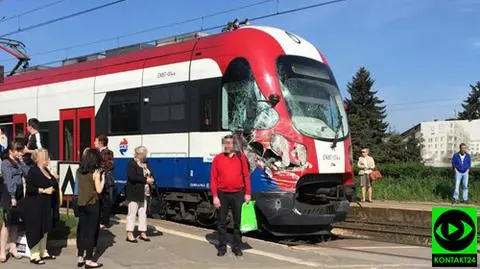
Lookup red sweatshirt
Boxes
[210,152,251,197]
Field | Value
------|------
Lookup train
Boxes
[0,22,354,236]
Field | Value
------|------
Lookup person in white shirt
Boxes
[358,148,375,203]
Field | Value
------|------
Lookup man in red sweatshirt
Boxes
[210,134,251,257]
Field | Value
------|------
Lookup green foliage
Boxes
[345,67,388,158]
[354,163,480,203]
[458,81,480,120]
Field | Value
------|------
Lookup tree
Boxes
[404,133,423,163]
[345,67,388,159]
[458,82,480,120]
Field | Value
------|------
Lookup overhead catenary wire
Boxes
[0,0,66,24]
[0,0,275,63]
[1,0,128,37]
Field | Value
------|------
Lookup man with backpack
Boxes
[210,134,251,257]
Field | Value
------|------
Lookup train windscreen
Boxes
[277,55,348,140]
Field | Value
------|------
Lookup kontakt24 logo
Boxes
[432,207,477,267]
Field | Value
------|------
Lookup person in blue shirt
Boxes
[451,143,472,204]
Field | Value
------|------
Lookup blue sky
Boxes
[0,0,478,131]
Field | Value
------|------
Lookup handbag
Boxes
[369,170,382,181]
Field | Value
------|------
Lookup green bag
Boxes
[240,201,258,234]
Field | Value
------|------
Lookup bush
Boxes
[354,163,480,203]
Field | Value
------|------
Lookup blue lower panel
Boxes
[113,157,278,194]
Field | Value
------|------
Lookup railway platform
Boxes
[1,216,434,269]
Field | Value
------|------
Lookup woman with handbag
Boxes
[126,146,154,243]
[76,148,105,269]
[0,140,28,263]
[358,148,375,203]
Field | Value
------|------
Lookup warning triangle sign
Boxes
[62,166,75,195]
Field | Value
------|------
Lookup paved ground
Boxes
[0,216,449,269]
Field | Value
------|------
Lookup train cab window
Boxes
[221,58,278,131]
[108,89,140,135]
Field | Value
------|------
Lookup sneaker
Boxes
[462,200,469,204]
[217,249,226,257]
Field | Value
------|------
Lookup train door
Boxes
[59,107,95,161]
[12,113,26,141]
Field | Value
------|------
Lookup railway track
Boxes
[332,219,431,246]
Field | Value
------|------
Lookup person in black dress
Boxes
[0,140,28,263]
[22,149,58,265]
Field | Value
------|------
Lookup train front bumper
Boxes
[254,192,350,236]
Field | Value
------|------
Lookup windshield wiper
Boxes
[331,115,343,149]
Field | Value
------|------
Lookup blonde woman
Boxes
[358,148,375,203]
[125,146,154,243]
[23,149,58,265]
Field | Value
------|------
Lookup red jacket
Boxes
[210,152,251,197]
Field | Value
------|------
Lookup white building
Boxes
[402,119,480,167]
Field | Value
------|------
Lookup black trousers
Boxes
[217,190,244,251]
[99,187,113,226]
[76,202,100,260]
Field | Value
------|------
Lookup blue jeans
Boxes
[453,171,469,201]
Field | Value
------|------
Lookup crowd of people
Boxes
[0,116,473,266]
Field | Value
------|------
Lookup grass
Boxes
[355,175,480,204]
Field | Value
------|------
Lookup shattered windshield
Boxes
[277,55,348,140]
[222,58,279,131]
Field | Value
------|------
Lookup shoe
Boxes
[139,236,151,242]
[462,200,469,204]
[217,249,226,257]
[452,200,459,204]
[78,262,86,268]
[126,237,138,243]
[85,263,103,269]
[30,259,46,265]
[9,252,22,259]
[233,249,243,257]
[367,200,373,203]
[41,255,56,260]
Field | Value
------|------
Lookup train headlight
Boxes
[293,143,307,166]
[270,134,290,167]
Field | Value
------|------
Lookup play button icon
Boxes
[448,223,458,236]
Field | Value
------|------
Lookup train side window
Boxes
[108,89,140,135]
[221,58,278,131]
[141,84,188,134]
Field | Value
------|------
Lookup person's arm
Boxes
[369,157,375,169]
[452,154,460,171]
[2,161,17,200]
[357,158,366,168]
[242,154,251,196]
[466,154,472,172]
[26,168,46,195]
[102,150,114,171]
[210,158,218,198]
[127,161,146,184]
[35,132,43,149]
[93,170,105,193]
